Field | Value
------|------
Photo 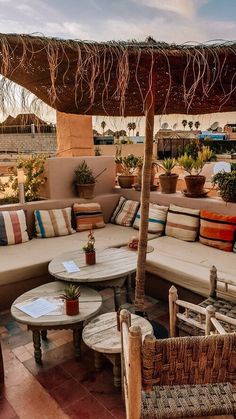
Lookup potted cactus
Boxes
[61,284,80,316]
[117,154,139,188]
[158,158,178,194]
[83,230,96,265]
[74,161,106,199]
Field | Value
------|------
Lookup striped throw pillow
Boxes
[110,196,140,227]
[73,203,105,232]
[165,204,200,242]
[133,203,168,235]
[0,209,29,245]
[200,210,236,252]
[35,208,75,238]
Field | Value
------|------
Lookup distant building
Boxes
[0,113,55,134]
[224,124,236,139]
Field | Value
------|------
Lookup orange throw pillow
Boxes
[200,210,236,252]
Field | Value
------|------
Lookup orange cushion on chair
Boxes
[200,210,236,252]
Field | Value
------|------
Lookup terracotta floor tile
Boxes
[0,397,17,419]
[50,377,88,407]
[64,394,114,419]
[36,365,71,390]
[16,350,32,363]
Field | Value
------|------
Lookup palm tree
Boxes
[131,122,136,136]
[188,121,193,130]
[182,119,187,130]
[194,121,200,130]
[101,121,106,135]
[127,122,132,136]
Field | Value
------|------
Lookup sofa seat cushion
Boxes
[0,224,157,286]
[146,236,236,297]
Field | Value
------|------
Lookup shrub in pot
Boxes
[158,158,178,194]
[117,154,139,188]
[83,230,96,265]
[212,171,236,202]
[61,284,80,316]
[178,146,213,196]
[74,161,105,199]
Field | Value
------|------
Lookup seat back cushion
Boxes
[133,203,168,235]
[200,210,236,252]
[110,196,139,227]
[165,204,200,241]
[0,209,29,245]
[73,202,105,232]
[34,208,75,238]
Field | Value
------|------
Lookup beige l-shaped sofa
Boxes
[1,191,235,310]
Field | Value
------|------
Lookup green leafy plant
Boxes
[178,146,213,175]
[184,140,201,160]
[120,154,140,175]
[1,155,47,202]
[211,171,236,202]
[158,158,176,175]
[83,230,95,253]
[61,284,81,301]
[74,161,95,184]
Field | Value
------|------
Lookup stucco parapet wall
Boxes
[114,188,236,216]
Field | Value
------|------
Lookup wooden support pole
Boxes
[209,265,217,298]
[134,85,155,311]
[128,325,142,419]
[169,286,178,337]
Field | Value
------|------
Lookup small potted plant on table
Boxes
[158,158,178,194]
[61,284,80,316]
[83,230,96,265]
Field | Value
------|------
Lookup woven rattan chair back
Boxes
[120,309,236,419]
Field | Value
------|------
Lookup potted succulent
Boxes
[74,160,106,199]
[61,284,80,316]
[117,154,139,188]
[158,158,178,194]
[83,230,96,265]
[212,171,236,202]
[178,146,213,196]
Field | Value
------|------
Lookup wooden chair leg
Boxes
[169,286,178,337]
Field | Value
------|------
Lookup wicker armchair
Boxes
[120,309,236,419]
[169,265,236,337]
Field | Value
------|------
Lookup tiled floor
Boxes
[0,289,169,419]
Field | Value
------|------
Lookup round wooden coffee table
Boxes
[11,281,102,364]
[48,247,137,310]
[82,311,153,387]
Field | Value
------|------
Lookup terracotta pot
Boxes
[159,173,179,194]
[85,251,96,265]
[66,299,79,316]
[185,175,206,195]
[76,183,95,199]
[118,175,136,188]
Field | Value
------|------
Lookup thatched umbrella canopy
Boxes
[0,34,236,310]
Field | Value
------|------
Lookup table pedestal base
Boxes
[94,351,121,388]
[29,324,83,364]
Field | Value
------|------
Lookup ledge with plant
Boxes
[61,284,81,316]
[117,154,140,188]
[158,158,178,194]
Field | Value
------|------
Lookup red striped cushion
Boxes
[200,210,236,252]
[0,210,29,245]
[73,203,105,232]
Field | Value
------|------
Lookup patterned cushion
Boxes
[165,204,200,242]
[200,210,236,252]
[35,208,75,238]
[110,196,139,227]
[0,209,29,245]
[133,203,168,235]
[73,202,105,232]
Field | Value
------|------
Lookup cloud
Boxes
[130,0,206,19]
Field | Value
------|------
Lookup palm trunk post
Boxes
[134,88,155,312]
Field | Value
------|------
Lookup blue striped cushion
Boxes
[34,208,75,238]
[133,203,168,235]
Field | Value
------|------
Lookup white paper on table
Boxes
[14,297,59,318]
[62,260,80,273]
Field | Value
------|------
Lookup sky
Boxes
[0,0,236,131]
